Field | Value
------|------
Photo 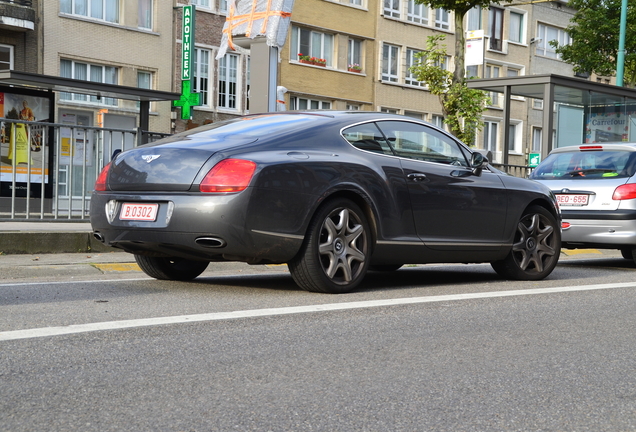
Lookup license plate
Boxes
[119,203,159,221]
[555,194,589,206]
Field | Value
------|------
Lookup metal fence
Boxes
[0,118,167,220]
[492,163,534,178]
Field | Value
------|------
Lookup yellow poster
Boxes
[7,123,31,165]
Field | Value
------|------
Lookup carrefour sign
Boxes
[181,5,195,81]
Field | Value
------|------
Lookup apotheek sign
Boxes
[181,5,195,81]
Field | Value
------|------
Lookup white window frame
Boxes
[348,38,362,71]
[467,7,481,31]
[431,114,444,129]
[536,23,570,59]
[60,0,119,23]
[193,48,211,107]
[218,53,239,110]
[508,122,522,154]
[407,0,428,24]
[483,120,499,154]
[384,0,400,18]
[509,11,524,44]
[405,48,424,87]
[138,0,152,29]
[0,44,13,71]
[291,26,334,67]
[190,0,211,9]
[435,8,450,30]
[290,97,331,110]
[381,107,399,114]
[60,59,118,106]
[485,64,501,107]
[532,127,542,153]
[382,43,400,83]
[347,104,361,110]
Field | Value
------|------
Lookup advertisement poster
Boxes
[585,111,635,143]
[60,113,94,167]
[0,91,51,185]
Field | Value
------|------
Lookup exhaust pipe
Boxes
[195,237,226,248]
[93,232,105,242]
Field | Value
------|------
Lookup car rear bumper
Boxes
[561,213,636,248]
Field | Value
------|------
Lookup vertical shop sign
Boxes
[173,5,202,119]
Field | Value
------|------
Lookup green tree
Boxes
[553,0,636,87]
[416,0,511,84]
[410,35,489,144]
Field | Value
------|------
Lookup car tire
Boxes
[491,205,561,280]
[370,264,403,272]
[134,255,209,281]
[289,198,371,294]
[620,248,633,260]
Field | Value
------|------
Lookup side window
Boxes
[375,121,469,166]
[342,123,394,155]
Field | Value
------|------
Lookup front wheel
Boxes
[491,206,561,280]
[288,198,371,294]
[135,255,209,281]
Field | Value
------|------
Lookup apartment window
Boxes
[138,0,152,29]
[532,127,542,152]
[536,23,570,59]
[190,0,210,8]
[218,53,238,109]
[193,48,210,106]
[466,65,479,78]
[508,123,522,153]
[219,0,228,12]
[291,26,334,66]
[467,7,481,31]
[435,9,450,30]
[405,49,423,87]
[347,104,361,110]
[137,71,152,107]
[507,68,519,77]
[407,0,428,24]
[405,111,424,120]
[533,99,543,110]
[0,45,13,71]
[483,121,499,153]
[509,12,524,43]
[381,107,399,114]
[60,59,118,105]
[382,44,400,83]
[431,115,444,129]
[485,65,501,106]
[488,7,503,51]
[61,0,119,23]
[290,97,331,110]
[348,38,362,71]
[384,0,400,18]
[350,0,362,5]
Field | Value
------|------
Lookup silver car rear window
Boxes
[530,150,636,180]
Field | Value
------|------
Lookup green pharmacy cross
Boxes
[173,80,201,120]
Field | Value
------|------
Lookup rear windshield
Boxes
[530,150,636,180]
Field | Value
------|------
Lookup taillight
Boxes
[94,162,112,191]
[200,159,256,193]
[562,222,571,229]
[579,145,603,151]
[613,184,636,200]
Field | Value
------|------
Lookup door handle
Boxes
[407,173,427,182]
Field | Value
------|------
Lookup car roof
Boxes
[550,143,636,154]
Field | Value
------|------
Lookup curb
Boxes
[0,232,113,254]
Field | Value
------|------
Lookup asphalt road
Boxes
[1,251,636,431]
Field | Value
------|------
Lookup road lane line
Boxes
[2,281,636,342]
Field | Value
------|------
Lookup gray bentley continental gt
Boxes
[90,111,561,293]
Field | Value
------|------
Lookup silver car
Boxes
[530,143,636,262]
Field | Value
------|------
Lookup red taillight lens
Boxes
[612,184,636,200]
[200,159,256,193]
[562,222,571,229]
[579,145,603,151]
[94,162,112,191]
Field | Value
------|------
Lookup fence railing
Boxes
[491,163,534,178]
[0,118,165,220]
[0,0,33,6]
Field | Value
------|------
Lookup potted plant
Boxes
[297,53,312,64]
[348,63,362,72]
[311,57,327,66]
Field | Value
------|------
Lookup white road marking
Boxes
[2,281,636,342]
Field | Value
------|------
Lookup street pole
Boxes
[616,0,627,86]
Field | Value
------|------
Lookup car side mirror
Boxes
[470,152,487,176]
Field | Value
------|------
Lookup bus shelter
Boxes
[467,74,636,165]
